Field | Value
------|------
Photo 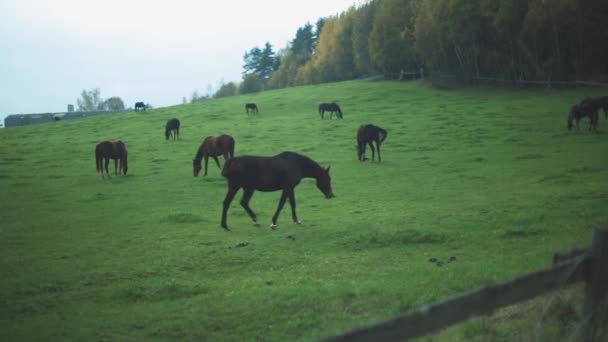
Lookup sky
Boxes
[0,0,360,125]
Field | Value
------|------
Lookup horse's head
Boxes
[193,159,202,176]
[316,166,335,199]
[165,129,171,140]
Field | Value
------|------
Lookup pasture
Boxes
[1,79,607,341]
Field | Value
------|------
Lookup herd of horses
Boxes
[95,101,386,230]
[567,96,608,131]
[95,93,605,230]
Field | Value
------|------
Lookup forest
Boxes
[222,0,608,96]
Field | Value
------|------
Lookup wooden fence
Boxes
[321,227,608,342]
[394,69,608,88]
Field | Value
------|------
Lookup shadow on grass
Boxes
[164,213,205,224]
[344,229,448,250]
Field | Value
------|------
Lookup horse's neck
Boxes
[194,146,205,161]
[300,158,324,180]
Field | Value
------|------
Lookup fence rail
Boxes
[321,227,608,342]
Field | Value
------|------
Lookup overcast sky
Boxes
[0,0,360,124]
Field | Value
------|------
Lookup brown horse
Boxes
[568,102,599,131]
[581,96,608,120]
[193,134,235,176]
[318,102,343,119]
[134,102,146,112]
[245,103,258,114]
[165,118,180,140]
[220,151,334,231]
[95,140,128,179]
[357,124,388,162]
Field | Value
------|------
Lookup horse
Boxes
[134,102,146,112]
[220,151,334,231]
[580,96,608,120]
[193,134,235,176]
[165,118,180,140]
[245,103,258,114]
[95,140,128,179]
[568,102,599,131]
[357,124,388,162]
[318,102,343,119]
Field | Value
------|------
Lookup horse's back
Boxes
[222,154,298,191]
[166,118,180,128]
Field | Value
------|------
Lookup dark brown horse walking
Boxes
[193,134,235,176]
[318,102,343,119]
[357,124,388,162]
[245,103,258,114]
[165,118,180,140]
[220,152,335,231]
[95,140,128,179]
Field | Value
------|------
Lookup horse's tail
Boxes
[229,138,235,159]
[221,157,237,178]
[122,150,128,175]
[336,105,343,118]
[379,128,388,144]
[95,144,102,173]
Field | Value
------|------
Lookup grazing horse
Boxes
[95,140,128,179]
[568,102,599,131]
[357,124,388,162]
[134,102,146,112]
[245,103,258,114]
[193,134,235,176]
[318,102,343,119]
[165,118,180,140]
[220,151,334,231]
[581,96,608,120]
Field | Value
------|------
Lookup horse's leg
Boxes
[213,156,222,169]
[287,190,301,224]
[369,142,375,161]
[240,187,259,225]
[203,155,209,176]
[104,157,111,178]
[376,140,382,162]
[221,183,240,231]
[271,190,289,229]
[176,128,179,140]
[114,159,118,175]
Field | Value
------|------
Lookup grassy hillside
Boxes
[1,80,607,341]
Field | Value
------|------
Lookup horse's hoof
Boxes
[253,221,260,226]
[294,220,302,225]
[221,225,230,231]
[270,223,277,230]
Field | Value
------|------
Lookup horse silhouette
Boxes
[193,134,235,176]
[318,102,343,119]
[95,140,128,179]
[357,124,388,162]
[568,102,599,131]
[165,118,180,140]
[134,102,146,112]
[245,103,258,114]
[220,151,334,231]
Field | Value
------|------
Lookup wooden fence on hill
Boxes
[321,227,608,342]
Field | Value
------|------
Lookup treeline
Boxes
[214,0,608,98]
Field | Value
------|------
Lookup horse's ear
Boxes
[325,166,331,173]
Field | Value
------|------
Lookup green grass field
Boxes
[1,80,607,341]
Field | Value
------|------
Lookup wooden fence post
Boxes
[581,227,608,342]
